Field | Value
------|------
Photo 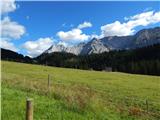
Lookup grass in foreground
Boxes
[1,61,160,120]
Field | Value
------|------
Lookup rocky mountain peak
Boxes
[42,27,160,56]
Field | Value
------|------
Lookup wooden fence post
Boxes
[48,74,50,91]
[146,99,149,113]
[26,98,33,120]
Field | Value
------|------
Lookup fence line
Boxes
[2,75,160,119]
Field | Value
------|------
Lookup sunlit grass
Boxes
[1,61,160,120]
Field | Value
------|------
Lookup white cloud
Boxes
[57,21,93,43]
[0,38,18,52]
[89,34,100,39]
[78,21,92,29]
[0,0,25,53]
[57,28,90,42]
[22,37,54,57]
[1,0,16,14]
[101,21,134,37]
[1,17,26,39]
[101,11,160,37]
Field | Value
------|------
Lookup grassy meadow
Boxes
[1,61,160,120]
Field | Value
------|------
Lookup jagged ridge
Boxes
[43,27,160,55]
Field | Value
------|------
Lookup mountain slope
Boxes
[134,27,160,47]
[43,27,160,55]
[1,48,32,63]
[80,38,110,55]
[1,44,160,75]
[36,44,160,76]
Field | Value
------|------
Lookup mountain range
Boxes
[1,27,160,76]
[42,27,160,56]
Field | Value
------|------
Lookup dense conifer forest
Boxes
[1,44,160,75]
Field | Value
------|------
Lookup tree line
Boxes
[36,44,160,76]
[1,44,160,76]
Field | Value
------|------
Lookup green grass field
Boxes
[1,61,160,120]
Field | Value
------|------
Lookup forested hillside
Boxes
[1,44,160,75]
[36,44,160,75]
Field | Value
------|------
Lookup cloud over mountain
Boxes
[101,11,160,37]
[22,37,54,57]
[0,38,18,52]
[0,1,159,58]
[56,21,92,43]
[42,27,160,56]
[57,28,90,42]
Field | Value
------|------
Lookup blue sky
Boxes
[1,1,160,57]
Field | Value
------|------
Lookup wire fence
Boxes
[1,74,160,119]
